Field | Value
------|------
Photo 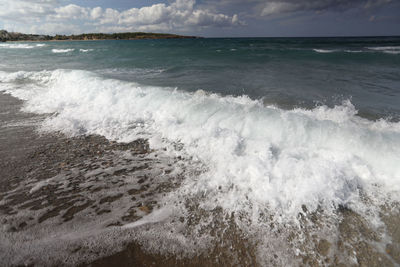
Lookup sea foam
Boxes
[0,43,46,49]
[367,46,400,54]
[1,69,399,225]
[313,49,336,53]
[52,48,75,53]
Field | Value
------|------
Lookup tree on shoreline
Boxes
[0,30,199,42]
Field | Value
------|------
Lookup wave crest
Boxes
[1,69,399,222]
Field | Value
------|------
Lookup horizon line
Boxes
[2,29,399,39]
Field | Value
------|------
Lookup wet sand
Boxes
[0,93,255,266]
[1,92,399,266]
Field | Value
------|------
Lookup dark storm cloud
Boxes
[259,0,393,15]
[207,0,395,16]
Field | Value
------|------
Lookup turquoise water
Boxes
[1,37,400,120]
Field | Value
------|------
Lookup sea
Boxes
[0,37,400,266]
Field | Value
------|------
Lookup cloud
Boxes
[257,0,394,16]
[0,0,242,34]
[208,0,394,16]
[90,7,103,20]
[94,0,241,29]
[0,0,58,22]
[50,4,89,20]
[186,10,240,27]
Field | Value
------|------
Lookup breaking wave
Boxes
[313,49,336,53]
[367,46,400,54]
[51,48,75,53]
[0,43,46,49]
[1,69,399,222]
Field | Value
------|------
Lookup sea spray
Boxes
[1,69,399,221]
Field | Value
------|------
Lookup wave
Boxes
[313,47,400,54]
[1,69,399,226]
[367,46,400,51]
[0,43,46,49]
[313,49,336,53]
[79,49,94,53]
[313,48,362,53]
[51,48,75,53]
[344,49,363,53]
[367,46,400,54]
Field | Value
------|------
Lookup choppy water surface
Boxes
[0,37,400,266]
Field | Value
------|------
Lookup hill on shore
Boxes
[0,30,199,42]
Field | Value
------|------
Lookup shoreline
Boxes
[3,38,199,43]
[0,30,201,43]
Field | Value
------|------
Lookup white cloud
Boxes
[90,7,103,20]
[50,4,88,20]
[0,0,57,22]
[186,9,240,27]
[118,4,171,25]
[98,8,119,24]
[0,0,242,34]
[94,0,241,29]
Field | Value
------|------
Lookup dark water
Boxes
[1,37,400,120]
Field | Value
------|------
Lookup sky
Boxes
[0,0,399,37]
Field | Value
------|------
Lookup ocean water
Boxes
[1,37,400,265]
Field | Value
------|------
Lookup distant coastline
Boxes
[0,30,200,42]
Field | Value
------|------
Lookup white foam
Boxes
[314,48,397,54]
[0,43,35,49]
[80,49,94,53]
[367,46,400,54]
[367,46,400,51]
[0,43,46,49]
[52,48,75,53]
[123,207,174,229]
[1,69,399,223]
[313,49,336,53]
